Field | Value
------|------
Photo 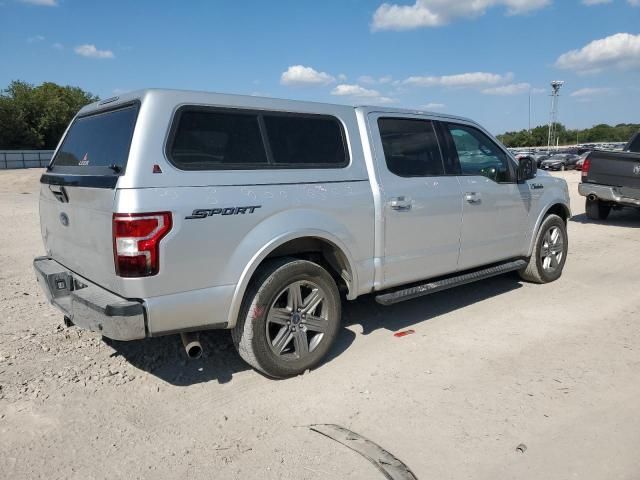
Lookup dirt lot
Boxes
[1,169,639,479]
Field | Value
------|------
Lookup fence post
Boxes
[3,152,6,169]
[22,152,26,168]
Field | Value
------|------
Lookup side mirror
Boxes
[517,156,536,182]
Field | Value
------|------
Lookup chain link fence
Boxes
[0,150,55,169]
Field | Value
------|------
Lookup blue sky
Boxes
[0,0,639,134]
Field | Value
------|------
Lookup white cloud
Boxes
[20,0,57,5]
[330,84,396,104]
[404,71,513,88]
[331,84,381,97]
[582,0,612,4]
[74,44,115,59]
[482,82,531,95]
[372,0,550,30]
[628,0,640,6]
[570,87,613,97]
[337,73,348,81]
[421,102,446,109]
[531,87,546,94]
[51,42,63,50]
[379,75,393,84]
[280,65,335,86]
[27,35,45,43]
[555,33,640,73]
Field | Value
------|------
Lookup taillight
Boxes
[113,212,172,277]
[581,157,591,178]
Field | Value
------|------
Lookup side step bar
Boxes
[375,259,527,306]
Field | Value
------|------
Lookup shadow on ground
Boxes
[342,273,523,335]
[105,324,357,387]
[105,274,523,386]
[570,209,640,228]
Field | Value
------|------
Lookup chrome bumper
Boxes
[578,183,640,207]
[33,257,146,341]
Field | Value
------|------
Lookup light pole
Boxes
[547,80,564,151]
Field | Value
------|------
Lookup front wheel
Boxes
[232,258,341,378]
[519,214,568,284]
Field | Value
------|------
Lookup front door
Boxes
[369,114,463,289]
[439,122,531,270]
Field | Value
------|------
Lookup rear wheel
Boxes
[519,214,568,284]
[232,258,341,378]
[585,198,611,220]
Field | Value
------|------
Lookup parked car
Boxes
[34,89,571,378]
[574,151,591,170]
[579,131,640,220]
[532,153,550,167]
[540,154,580,171]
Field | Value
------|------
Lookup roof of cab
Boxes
[77,87,473,124]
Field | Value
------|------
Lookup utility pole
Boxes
[547,80,564,151]
[528,89,531,135]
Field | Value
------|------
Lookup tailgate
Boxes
[39,185,118,292]
[586,151,640,189]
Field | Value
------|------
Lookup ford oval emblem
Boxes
[59,212,69,227]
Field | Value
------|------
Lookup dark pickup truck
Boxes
[579,132,640,220]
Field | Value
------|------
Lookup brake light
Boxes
[581,157,591,178]
[113,212,172,277]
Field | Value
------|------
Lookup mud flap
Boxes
[309,424,418,480]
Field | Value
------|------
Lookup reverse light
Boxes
[113,212,172,277]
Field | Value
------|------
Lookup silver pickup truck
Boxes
[34,89,570,378]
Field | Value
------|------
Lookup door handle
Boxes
[389,197,412,211]
[464,192,481,204]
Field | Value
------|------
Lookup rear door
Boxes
[369,114,463,288]
[439,121,531,270]
[39,103,139,291]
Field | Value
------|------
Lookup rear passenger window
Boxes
[169,110,267,169]
[264,115,348,167]
[377,118,444,177]
[167,107,348,170]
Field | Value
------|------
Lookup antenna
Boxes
[547,80,564,150]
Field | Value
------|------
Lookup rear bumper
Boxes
[33,257,146,341]
[578,183,640,207]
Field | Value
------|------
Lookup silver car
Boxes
[34,89,571,377]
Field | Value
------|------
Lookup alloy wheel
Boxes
[265,280,329,360]
[540,226,564,273]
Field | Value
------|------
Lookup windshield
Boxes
[50,104,138,174]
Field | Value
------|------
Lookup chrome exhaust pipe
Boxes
[180,332,203,359]
[588,194,597,202]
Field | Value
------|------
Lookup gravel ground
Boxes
[1,169,639,479]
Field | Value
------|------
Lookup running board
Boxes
[375,259,527,306]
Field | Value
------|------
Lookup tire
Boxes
[585,198,611,220]
[232,257,341,378]
[519,214,568,284]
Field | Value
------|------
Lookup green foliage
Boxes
[0,80,98,149]
[497,122,640,148]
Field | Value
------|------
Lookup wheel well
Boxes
[546,203,570,223]
[262,237,353,295]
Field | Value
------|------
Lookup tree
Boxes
[497,122,640,148]
[0,80,98,149]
